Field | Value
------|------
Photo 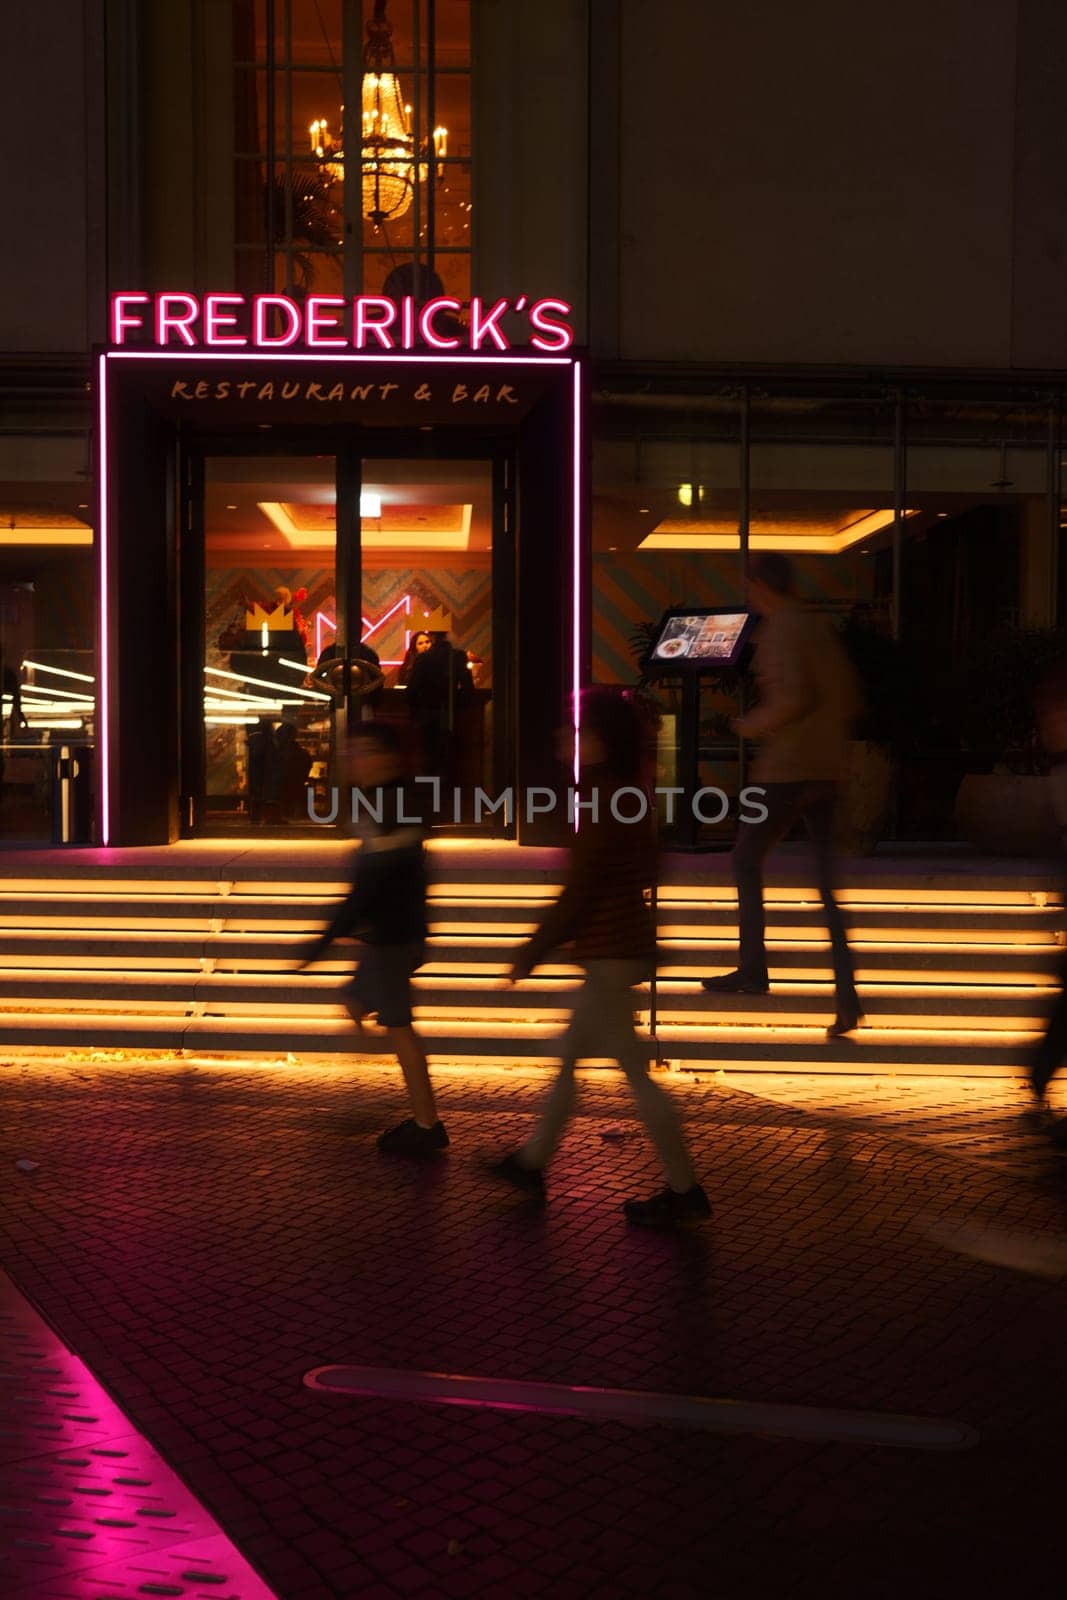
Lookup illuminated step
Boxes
[656,883,1062,908]
[661,945,1062,974]
[630,921,1058,945]
[0,1010,1033,1069]
[0,879,1056,913]
[0,862,1058,904]
[0,898,1058,950]
[0,970,1046,1033]
[0,943,1056,983]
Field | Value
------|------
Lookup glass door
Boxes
[358,456,499,826]
[187,451,343,832]
[182,442,511,835]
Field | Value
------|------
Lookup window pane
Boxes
[0,438,95,842]
[204,457,337,829]
[590,400,743,841]
[286,0,343,67]
[432,158,471,249]
[904,395,1052,839]
[235,1,472,310]
[362,455,495,818]
[428,72,471,161]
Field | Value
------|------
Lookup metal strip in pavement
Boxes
[304,1364,978,1451]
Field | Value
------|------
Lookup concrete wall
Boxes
[138,0,236,294]
[471,0,589,340]
[3,0,1065,371]
[0,2,105,351]
[584,0,1067,370]
[0,0,236,355]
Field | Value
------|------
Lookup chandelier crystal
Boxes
[308,0,447,230]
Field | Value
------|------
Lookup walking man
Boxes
[701,554,863,1039]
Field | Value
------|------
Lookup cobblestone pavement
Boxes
[2,1053,1067,1598]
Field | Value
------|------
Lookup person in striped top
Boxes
[491,687,710,1226]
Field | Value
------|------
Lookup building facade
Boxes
[2,0,1066,845]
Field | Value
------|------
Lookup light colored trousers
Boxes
[519,959,696,1192]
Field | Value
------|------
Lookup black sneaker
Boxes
[701,971,769,995]
[377,1118,449,1157]
[488,1152,546,1199]
[1030,1053,1056,1103]
[623,1183,711,1227]
[827,1004,864,1039]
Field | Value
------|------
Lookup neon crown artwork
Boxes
[245,601,294,632]
[420,606,453,633]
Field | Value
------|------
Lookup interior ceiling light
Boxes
[677,483,705,509]
[310,0,448,228]
[360,491,382,518]
[0,520,92,547]
[257,500,472,551]
[638,508,920,555]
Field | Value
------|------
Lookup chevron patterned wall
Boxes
[206,564,493,673]
[205,551,868,703]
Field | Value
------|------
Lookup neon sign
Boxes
[96,346,584,845]
[109,293,574,353]
[314,593,413,665]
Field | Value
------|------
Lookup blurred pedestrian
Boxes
[490,687,710,1226]
[298,722,447,1157]
[701,554,864,1038]
[1028,659,1067,1139]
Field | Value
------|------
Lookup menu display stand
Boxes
[643,607,754,852]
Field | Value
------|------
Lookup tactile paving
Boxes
[0,1273,276,1599]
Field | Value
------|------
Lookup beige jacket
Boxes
[738,605,861,784]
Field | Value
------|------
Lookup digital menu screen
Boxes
[649,610,751,668]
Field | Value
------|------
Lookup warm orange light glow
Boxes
[639,508,921,554]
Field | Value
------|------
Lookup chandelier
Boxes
[309,0,447,229]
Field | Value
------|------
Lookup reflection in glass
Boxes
[361,458,495,821]
[204,457,336,828]
[0,459,95,840]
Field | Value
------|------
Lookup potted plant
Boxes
[953,627,1066,855]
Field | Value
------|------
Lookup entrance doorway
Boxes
[184,442,508,834]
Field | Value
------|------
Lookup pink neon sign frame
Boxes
[109,292,575,353]
[314,593,414,666]
[96,351,584,846]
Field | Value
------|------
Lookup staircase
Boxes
[0,841,1058,1074]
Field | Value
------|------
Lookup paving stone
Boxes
[1,1056,1066,1596]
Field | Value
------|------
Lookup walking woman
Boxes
[491,687,710,1226]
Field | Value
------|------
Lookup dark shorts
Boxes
[345,942,425,1029]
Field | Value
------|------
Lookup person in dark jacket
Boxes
[491,687,710,1226]
[299,722,447,1157]
[405,630,471,787]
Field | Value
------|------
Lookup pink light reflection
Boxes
[572,358,583,825]
[97,354,110,844]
